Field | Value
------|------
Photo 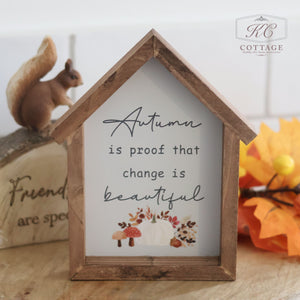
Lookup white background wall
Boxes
[1,1,300,136]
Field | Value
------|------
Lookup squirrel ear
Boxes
[65,59,73,72]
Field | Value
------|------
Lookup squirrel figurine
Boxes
[6,36,83,132]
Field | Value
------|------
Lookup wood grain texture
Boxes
[219,125,240,279]
[51,29,256,145]
[0,128,53,168]
[72,264,232,281]
[1,239,300,300]
[79,256,223,281]
[67,126,85,278]
[86,256,218,265]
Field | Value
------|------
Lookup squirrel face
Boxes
[57,59,83,88]
[66,69,83,87]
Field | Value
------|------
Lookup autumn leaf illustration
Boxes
[129,214,138,222]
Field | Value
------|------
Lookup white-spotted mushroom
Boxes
[123,227,141,247]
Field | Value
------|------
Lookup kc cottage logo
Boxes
[236,15,287,55]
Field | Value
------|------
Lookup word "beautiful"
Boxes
[103,106,202,137]
[104,185,204,210]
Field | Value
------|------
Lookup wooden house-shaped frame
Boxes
[51,29,256,281]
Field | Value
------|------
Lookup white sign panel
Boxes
[84,58,222,256]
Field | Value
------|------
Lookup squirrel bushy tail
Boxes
[6,36,57,126]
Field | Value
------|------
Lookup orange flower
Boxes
[238,118,300,256]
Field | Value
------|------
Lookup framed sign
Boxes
[52,29,256,280]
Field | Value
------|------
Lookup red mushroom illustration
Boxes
[112,231,127,247]
[123,226,141,247]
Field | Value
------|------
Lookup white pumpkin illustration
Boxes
[137,215,174,246]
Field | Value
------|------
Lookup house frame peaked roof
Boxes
[51,29,256,144]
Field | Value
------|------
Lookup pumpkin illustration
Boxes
[137,215,174,246]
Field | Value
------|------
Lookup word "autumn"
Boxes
[104,184,204,210]
[103,106,202,137]
[8,175,67,206]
